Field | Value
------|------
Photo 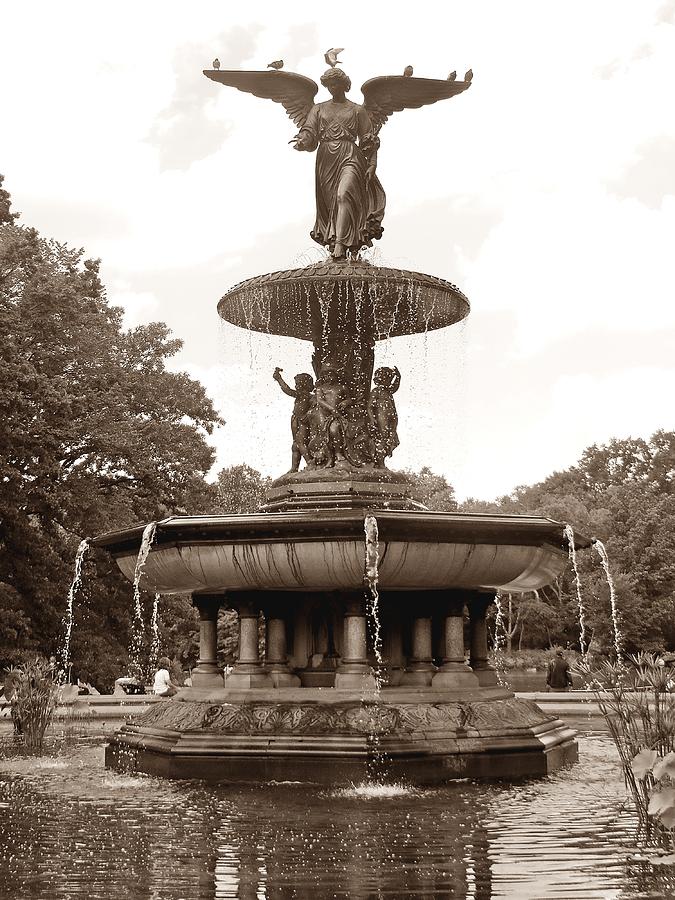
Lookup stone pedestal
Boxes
[469,591,499,686]
[264,596,300,688]
[400,596,436,686]
[335,595,377,690]
[228,595,273,688]
[191,594,225,688]
[432,592,479,689]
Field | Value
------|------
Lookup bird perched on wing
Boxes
[403,65,413,77]
[267,59,284,70]
[324,47,344,66]
[447,70,456,81]
[464,69,473,82]
[212,58,220,70]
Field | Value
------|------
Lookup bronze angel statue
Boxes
[204,58,472,259]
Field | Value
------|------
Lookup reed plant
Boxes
[575,652,675,844]
[4,658,58,754]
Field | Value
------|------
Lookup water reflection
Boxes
[0,731,674,898]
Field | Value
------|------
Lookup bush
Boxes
[4,658,58,753]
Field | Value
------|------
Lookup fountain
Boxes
[93,54,590,782]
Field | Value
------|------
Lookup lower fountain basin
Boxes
[105,687,578,783]
[93,510,589,595]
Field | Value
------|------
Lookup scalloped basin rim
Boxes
[91,511,591,594]
[223,260,468,296]
[91,510,591,554]
[217,261,470,341]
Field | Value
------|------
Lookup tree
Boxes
[215,464,271,513]
[405,466,457,511]
[0,174,18,226]
[0,177,223,683]
[461,432,675,654]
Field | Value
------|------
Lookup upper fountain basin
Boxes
[92,510,590,595]
[218,260,469,341]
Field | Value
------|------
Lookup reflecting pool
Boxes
[1,724,674,899]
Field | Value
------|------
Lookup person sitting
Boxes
[152,657,180,698]
[546,649,573,692]
[76,669,99,695]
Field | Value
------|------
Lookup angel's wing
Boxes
[361,75,471,134]
[203,69,318,128]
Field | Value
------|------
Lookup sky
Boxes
[3,0,675,500]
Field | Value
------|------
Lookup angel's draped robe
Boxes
[296,99,386,254]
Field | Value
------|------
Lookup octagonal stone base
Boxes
[105,688,577,784]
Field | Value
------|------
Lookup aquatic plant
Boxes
[630,750,675,862]
[575,652,675,841]
[4,658,58,753]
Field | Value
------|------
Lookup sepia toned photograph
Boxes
[1,1,675,897]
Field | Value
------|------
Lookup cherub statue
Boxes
[272,367,314,471]
[367,366,401,467]
[305,363,353,468]
[204,58,471,259]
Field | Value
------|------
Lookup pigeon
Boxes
[464,68,473,82]
[267,59,284,70]
[324,47,344,66]
[212,58,220,70]
[403,65,413,77]
[447,70,456,81]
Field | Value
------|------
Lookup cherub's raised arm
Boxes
[391,367,401,393]
[273,368,297,397]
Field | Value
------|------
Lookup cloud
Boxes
[16,196,129,246]
[609,135,675,208]
[281,23,321,68]
[657,1,675,24]
[147,25,263,171]
[379,195,503,280]
[108,288,160,329]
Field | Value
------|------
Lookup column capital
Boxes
[192,592,224,619]
[259,593,292,619]
[226,591,262,617]
[468,591,496,617]
[341,592,367,617]
[442,590,468,617]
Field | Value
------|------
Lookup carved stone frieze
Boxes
[131,697,551,737]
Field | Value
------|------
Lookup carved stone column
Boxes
[335,593,377,690]
[432,591,479,689]
[227,593,273,688]
[468,591,498,686]
[288,597,311,672]
[191,593,224,688]
[401,598,436,686]
[382,600,405,686]
[264,595,300,688]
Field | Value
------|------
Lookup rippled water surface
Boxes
[1,728,674,899]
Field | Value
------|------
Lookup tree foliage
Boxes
[462,431,675,654]
[215,464,271,513]
[0,177,223,686]
[404,466,457,511]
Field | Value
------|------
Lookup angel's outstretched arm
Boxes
[291,104,320,152]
